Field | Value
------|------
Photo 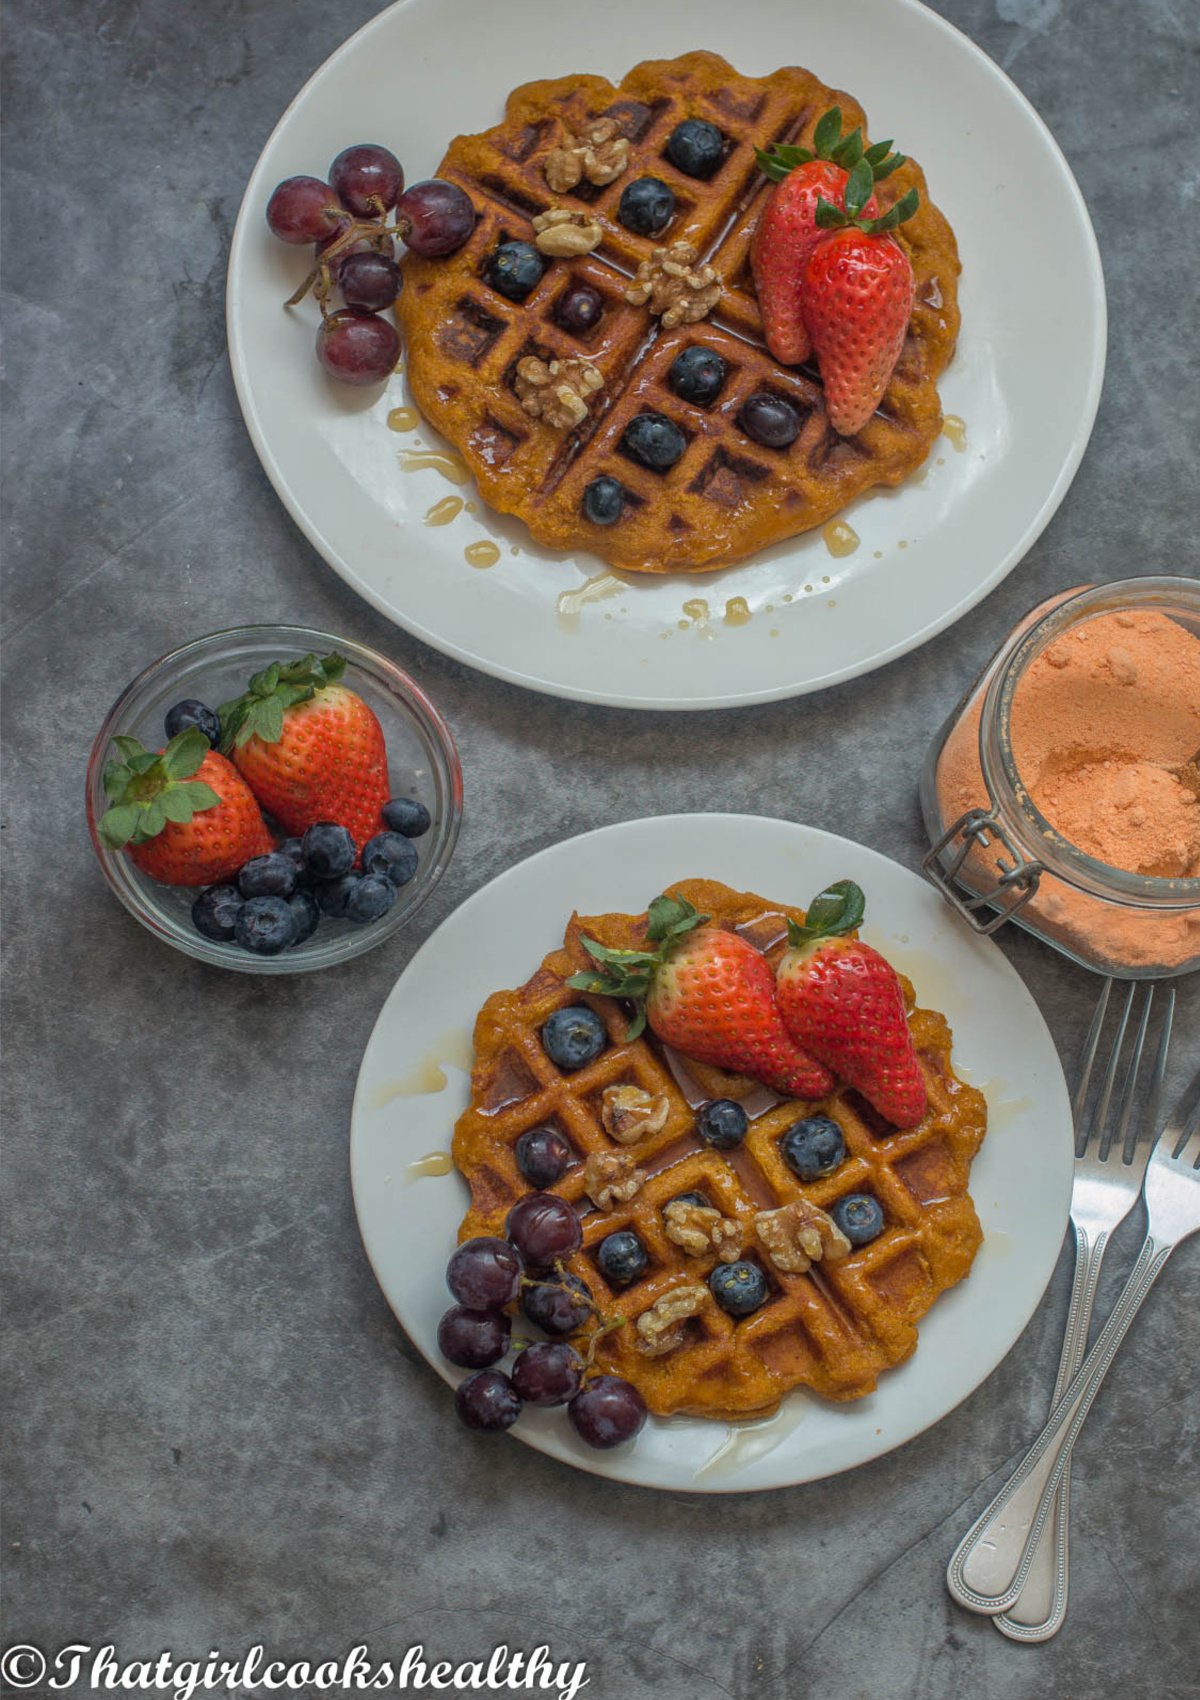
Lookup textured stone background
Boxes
[3,0,1198,1694]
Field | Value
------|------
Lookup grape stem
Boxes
[282,213,399,312]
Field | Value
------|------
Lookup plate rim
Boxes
[349,811,1075,1492]
[226,0,1107,712]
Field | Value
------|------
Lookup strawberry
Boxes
[568,893,835,1101]
[796,167,919,437]
[218,652,389,850]
[752,108,904,366]
[98,728,273,887]
[775,880,927,1129]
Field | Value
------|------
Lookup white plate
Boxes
[350,814,1073,1492]
[227,0,1105,710]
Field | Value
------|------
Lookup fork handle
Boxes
[947,1233,1173,1615]
[992,1224,1112,1640]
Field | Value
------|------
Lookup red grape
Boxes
[267,175,350,245]
[315,310,399,386]
[437,1305,511,1369]
[505,1195,582,1265]
[455,1370,521,1432]
[330,144,405,216]
[339,249,402,312]
[395,179,476,256]
[520,1272,592,1337]
[567,1375,647,1448]
[511,1342,584,1406]
[446,1236,524,1309]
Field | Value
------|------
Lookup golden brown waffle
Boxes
[397,52,960,574]
[452,879,987,1419]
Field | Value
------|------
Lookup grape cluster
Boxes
[266,143,476,386]
[438,1200,647,1450]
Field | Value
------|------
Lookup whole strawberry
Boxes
[219,653,389,850]
[796,166,919,436]
[569,893,834,1101]
[775,880,927,1129]
[98,728,273,887]
[752,107,901,366]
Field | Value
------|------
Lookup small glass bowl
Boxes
[86,625,463,973]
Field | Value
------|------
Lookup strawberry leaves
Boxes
[218,652,346,752]
[756,106,908,187]
[565,892,709,1040]
[98,729,220,849]
[786,879,866,947]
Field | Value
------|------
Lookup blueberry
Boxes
[555,284,604,335]
[361,831,419,887]
[780,1114,846,1181]
[596,1230,648,1287]
[666,1190,708,1213]
[668,346,727,405]
[542,1005,607,1070]
[695,1099,748,1151]
[622,412,687,472]
[301,821,356,880]
[737,392,802,449]
[316,874,359,918]
[288,888,321,945]
[234,895,298,955]
[582,475,626,525]
[164,699,220,748]
[665,119,725,179]
[345,873,398,923]
[191,884,243,943]
[709,1261,768,1317]
[830,1193,885,1247]
[276,836,315,886]
[237,852,297,900]
[618,176,676,236]
[486,240,545,301]
[515,1125,572,1189]
[382,796,432,838]
[521,1271,593,1336]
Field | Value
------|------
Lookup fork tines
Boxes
[1073,980,1176,1163]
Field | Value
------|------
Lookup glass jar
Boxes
[920,577,1200,979]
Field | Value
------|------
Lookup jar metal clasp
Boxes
[922,808,1044,935]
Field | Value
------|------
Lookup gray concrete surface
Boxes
[3,0,1198,1695]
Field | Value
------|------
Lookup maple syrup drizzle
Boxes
[398,449,471,485]
[424,496,463,527]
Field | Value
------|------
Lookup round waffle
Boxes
[452,879,987,1420]
[397,51,961,575]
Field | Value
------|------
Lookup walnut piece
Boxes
[754,1200,851,1275]
[663,1199,742,1263]
[635,1283,709,1356]
[585,1149,646,1211]
[532,206,603,257]
[544,118,630,192]
[624,242,723,329]
[601,1084,670,1145]
[514,354,603,431]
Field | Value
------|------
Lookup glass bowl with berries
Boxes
[86,626,462,972]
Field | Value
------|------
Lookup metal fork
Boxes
[947,1058,1200,1620]
[992,980,1173,1639]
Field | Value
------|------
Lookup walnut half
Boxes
[754,1201,851,1275]
[663,1199,742,1263]
[624,242,723,329]
[585,1149,646,1211]
[635,1283,709,1356]
[601,1084,670,1145]
[544,118,630,192]
[514,355,603,431]
[532,207,603,257]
